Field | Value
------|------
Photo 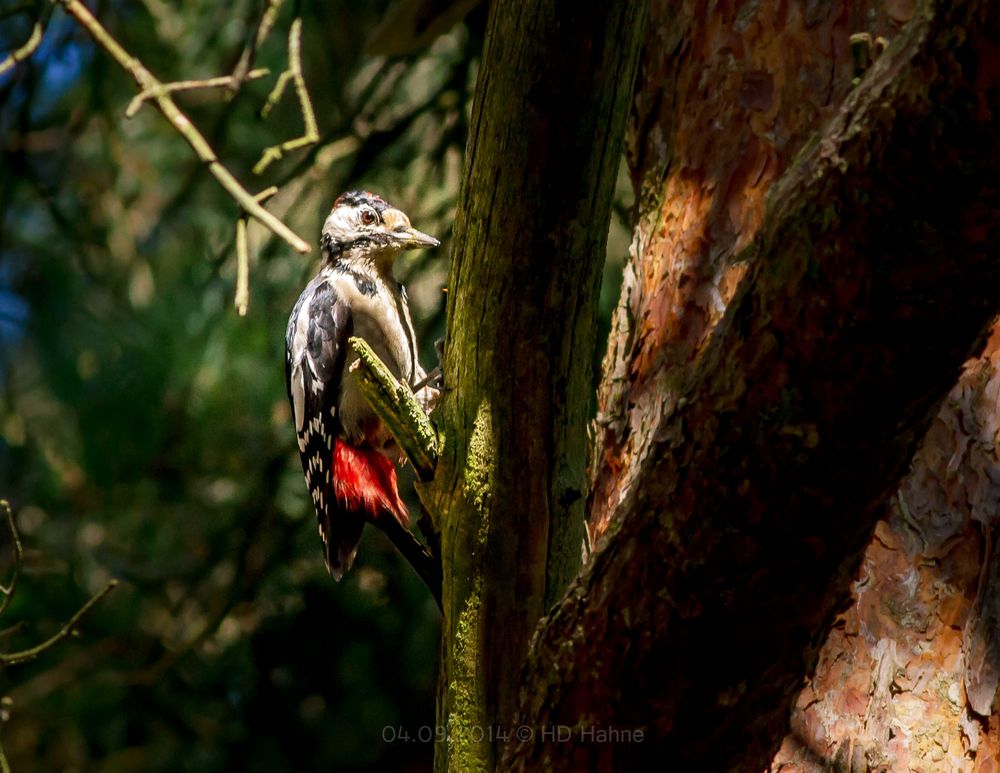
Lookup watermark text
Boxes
[381,724,644,745]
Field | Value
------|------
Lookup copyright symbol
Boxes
[515,725,533,742]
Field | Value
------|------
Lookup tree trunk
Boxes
[503,0,1000,769]
[423,2,647,770]
[590,0,898,541]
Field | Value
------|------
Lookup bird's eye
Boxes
[360,209,377,226]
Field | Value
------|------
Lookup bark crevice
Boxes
[505,0,1000,768]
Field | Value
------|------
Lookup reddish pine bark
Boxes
[505,0,1000,769]
[591,0,899,542]
[773,324,1000,771]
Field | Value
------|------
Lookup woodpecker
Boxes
[285,191,439,580]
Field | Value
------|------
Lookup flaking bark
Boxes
[504,0,1000,769]
[590,0,902,544]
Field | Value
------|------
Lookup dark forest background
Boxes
[7,2,995,771]
[0,2,630,769]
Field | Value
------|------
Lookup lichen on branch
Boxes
[347,336,439,481]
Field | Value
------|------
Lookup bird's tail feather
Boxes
[323,511,364,581]
[324,440,439,605]
[320,439,410,581]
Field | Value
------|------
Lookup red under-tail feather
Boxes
[332,439,408,526]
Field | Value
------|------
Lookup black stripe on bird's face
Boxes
[321,231,396,263]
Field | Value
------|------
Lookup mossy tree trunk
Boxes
[418,2,647,771]
[416,0,998,770]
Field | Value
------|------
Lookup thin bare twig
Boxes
[253,17,319,174]
[235,218,250,316]
[125,67,270,118]
[0,502,22,620]
[55,0,310,254]
[0,20,42,77]
[229,0,286,95]
[0,621,27,639]
[0,499,119,668]
[0,580,118,667]
[234,185,277,316]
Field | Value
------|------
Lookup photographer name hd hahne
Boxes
[381,724,646,745]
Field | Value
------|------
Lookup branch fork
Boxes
[54,0,311,256]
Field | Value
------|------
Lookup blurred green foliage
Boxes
[0,1,631,769]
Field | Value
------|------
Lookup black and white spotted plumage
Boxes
[285,273,361,578]
[285,191,440,580]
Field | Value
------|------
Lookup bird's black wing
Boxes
[285,275,362,579]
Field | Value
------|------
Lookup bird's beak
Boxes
[395,227,440,250]
[382,208,440,250]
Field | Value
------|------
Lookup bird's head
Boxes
[320,191,439,270]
